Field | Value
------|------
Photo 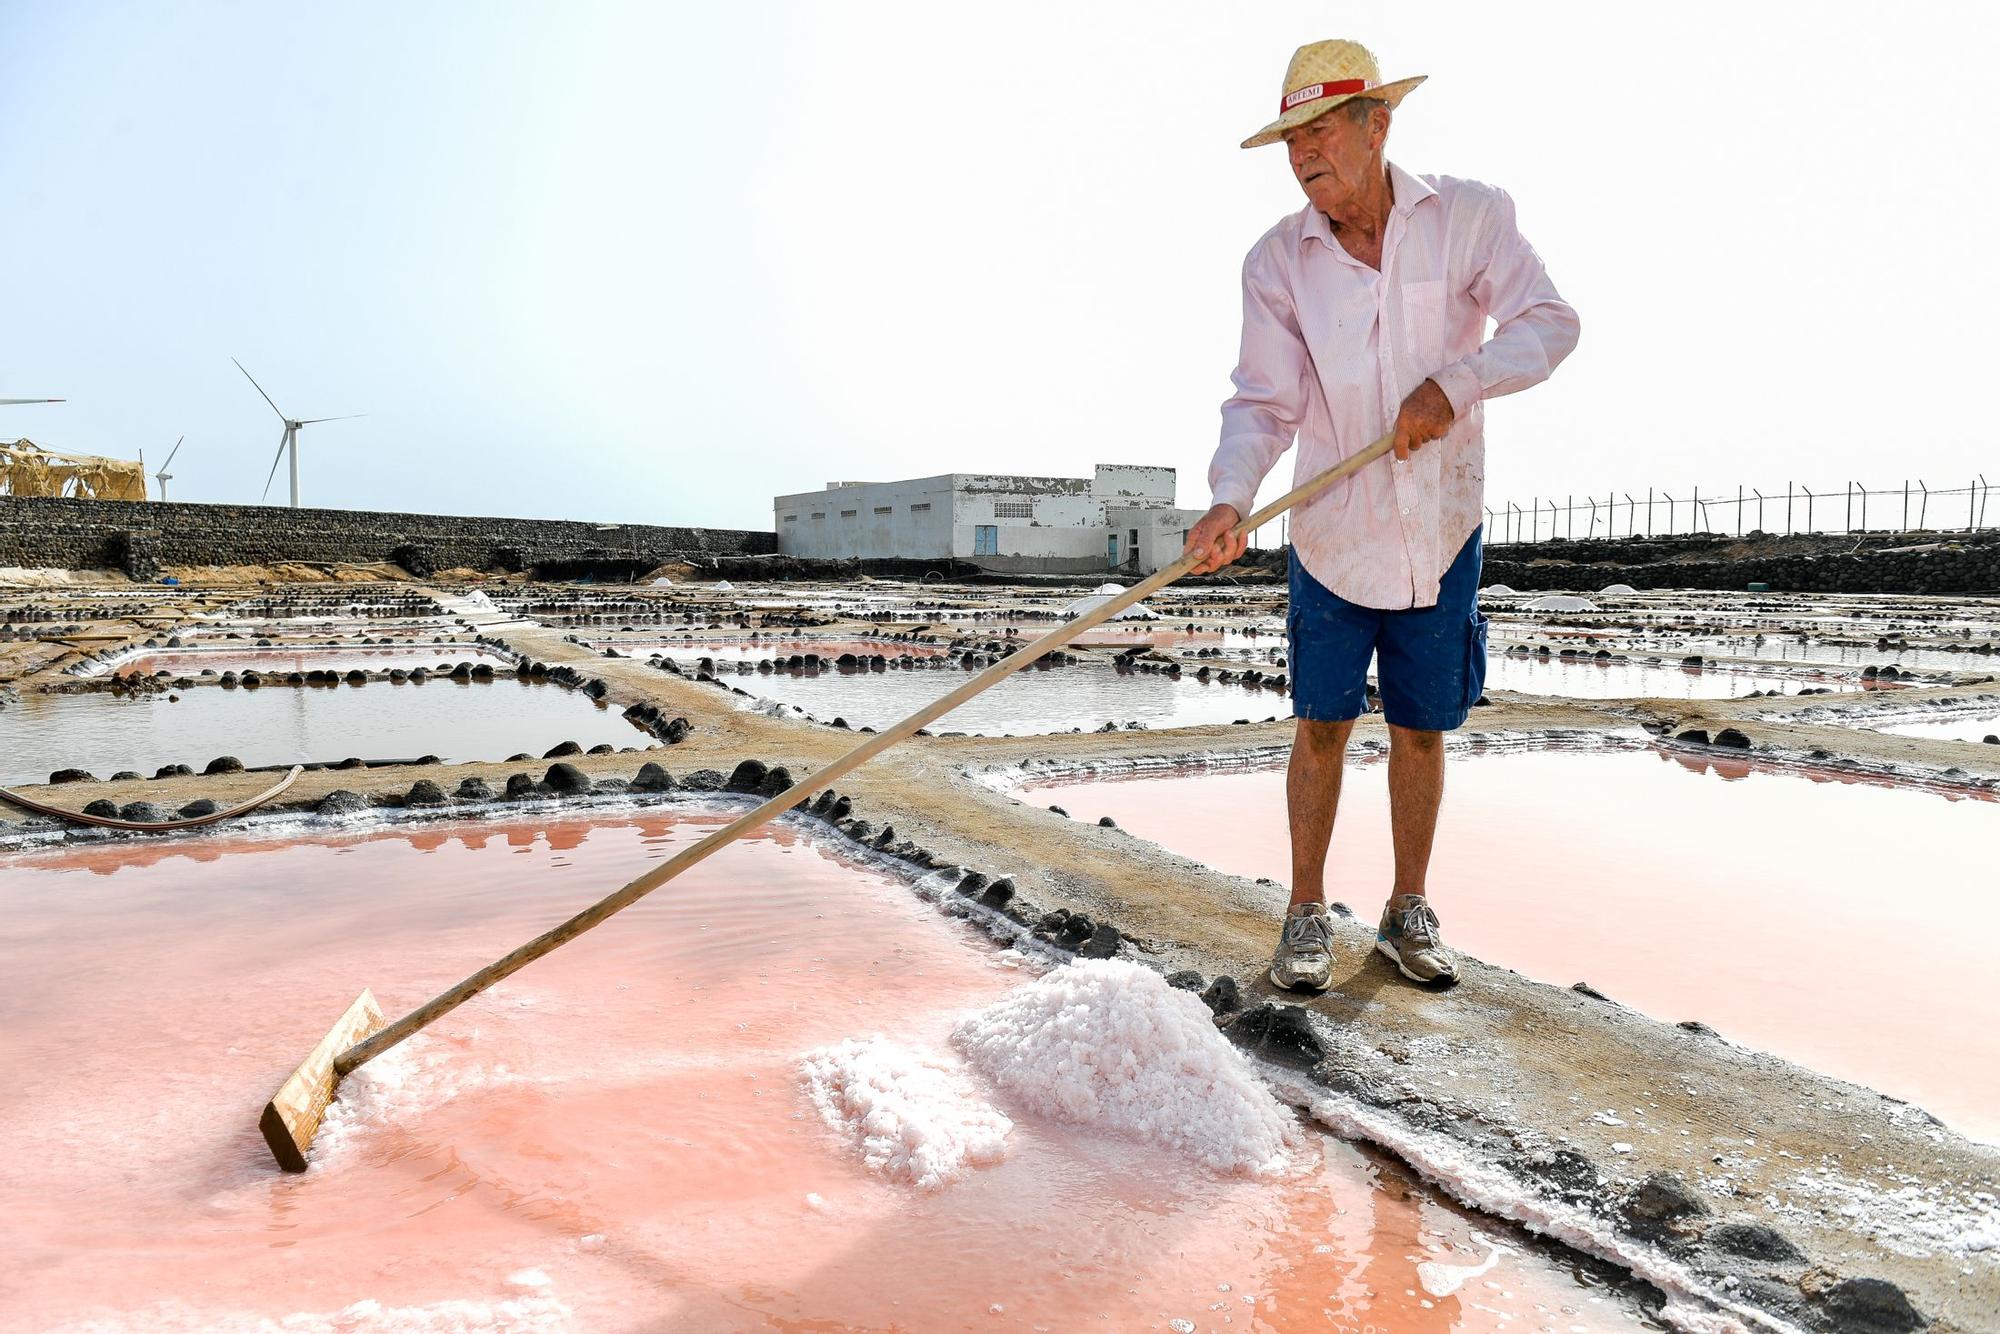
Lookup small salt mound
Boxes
[953,960,1296,1176]
[459,590,500,613]
[1479,583,1518,596]
[1061,591,1160,620]
[1092,582,1125,595]
[800,1037,1012,1190]
[1523,594,1597,612]
[649,576,674,587]
[1597,583,1637,596]
[712,579,736,592]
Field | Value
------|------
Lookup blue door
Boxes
[1106,534,1119,566]
[974,525,998,555]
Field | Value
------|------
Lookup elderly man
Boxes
[1185,39,1579,993]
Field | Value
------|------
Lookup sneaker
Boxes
[1270,901,1338,993]
[1376,894,1460,987]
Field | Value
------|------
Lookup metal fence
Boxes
[1481,478,1994,545]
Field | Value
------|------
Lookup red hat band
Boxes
[1280,79,1369,113]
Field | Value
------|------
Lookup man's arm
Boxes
[1191,247,1305,573]
[1427,187,1580,421]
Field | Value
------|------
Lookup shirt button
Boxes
[1401,507,1410,515]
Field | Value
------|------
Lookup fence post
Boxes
[1860,483,1868,534]
[1846,482,1854,534]
[1974,478,1981,531]
[1980,475,1990,530]
[1917,479,1928,531]
[1530,496,1538,543]
[1693,485,1701,534]
[1753,488,1764,533]
[1737,484,1744,536]
[1566,494,1573,540]
[1802,484,1814,533]
[1785,483,1792,536]
[1902,479,1909,532]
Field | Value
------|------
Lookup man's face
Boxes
[1283,105,1376,214]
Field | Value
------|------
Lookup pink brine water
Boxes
[0,809,1649,1331]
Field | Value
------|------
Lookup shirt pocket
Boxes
[1399,278,1448,367]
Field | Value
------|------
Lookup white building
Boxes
[773,464,1207,575]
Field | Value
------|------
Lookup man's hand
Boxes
[1392,378,1455,462]
[1184,503,1246,575]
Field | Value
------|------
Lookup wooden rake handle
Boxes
[333,431,1395,1075]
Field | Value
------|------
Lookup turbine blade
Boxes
[0,397,64,404]
[160,435,184,471]
[294,413,365,425]
[260,430,288,502]
[233,358,286,421]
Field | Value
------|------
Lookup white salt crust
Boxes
[313,1038,515,1164]
[800,1036,1013,1190]
[1417,1243,1505,1297]
[1522,594,1599,612]
[1285,1073,1805,1334]
[952,960,1297,1177]
[1060,590,1160,620]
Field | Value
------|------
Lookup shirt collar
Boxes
[1299,161,1436,250]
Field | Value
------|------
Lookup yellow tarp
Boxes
[0,439,147,501]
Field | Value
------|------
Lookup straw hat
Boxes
[1241,40,1426,149]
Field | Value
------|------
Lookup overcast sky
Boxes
[4,2,1996,532]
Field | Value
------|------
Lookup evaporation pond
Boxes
[1483,654,1847,700]
[0,809,1655,1331]
[744,662,1291,734]
[99,642,517,678]
[1870,712,2000,744]
[1023,747,2000,1141]
[0,679,650,784]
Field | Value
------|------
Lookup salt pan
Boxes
[952,960,1297,1176]
[800,1036,1012,1190]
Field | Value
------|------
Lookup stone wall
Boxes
[0,496,775,578]
[1481,531,2000,595]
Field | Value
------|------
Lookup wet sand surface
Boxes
[0,809,1653,1332]
[0,679,652,784]
[1024,747,2000,1141]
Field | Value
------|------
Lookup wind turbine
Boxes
[154,436,185,501]
[0,396,64,406]
[232,358,362,508]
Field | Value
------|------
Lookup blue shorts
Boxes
[1288,529,1488,732]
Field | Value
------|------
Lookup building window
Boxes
[783,514,798,523]
[874,506,892,515]
[910,502,931,513]
[840,509,857,518]
[993,499,1033,519]
[811,512,825,521]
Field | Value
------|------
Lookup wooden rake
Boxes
[259,432,1395,1170]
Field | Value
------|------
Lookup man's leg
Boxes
[1385,724,1445,899]
[1288,716,1356,909]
